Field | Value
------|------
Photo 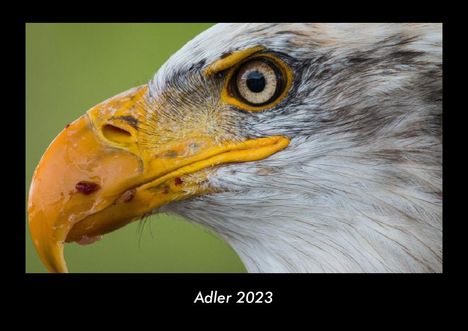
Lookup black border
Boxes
[11,13,453,311]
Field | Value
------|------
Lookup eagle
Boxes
[28,23,442,273]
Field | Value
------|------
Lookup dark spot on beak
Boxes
[174,177,183,186]
[120,188,136,203]
[164,150,178,158]
[75,181,101,195]
[65,123,71,129]
[220,51,232,59]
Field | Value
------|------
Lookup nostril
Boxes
[102,124,132,144]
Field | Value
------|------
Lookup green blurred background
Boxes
[26,23,246,273]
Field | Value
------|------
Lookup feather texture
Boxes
[155,23,442,272]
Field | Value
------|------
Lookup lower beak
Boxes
[28,85,289,273]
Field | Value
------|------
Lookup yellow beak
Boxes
[28,85,289,273]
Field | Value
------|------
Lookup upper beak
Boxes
[28,85,289,273]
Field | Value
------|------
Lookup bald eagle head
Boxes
[28,23,442,273]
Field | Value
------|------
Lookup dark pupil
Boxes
[246,71,266,93]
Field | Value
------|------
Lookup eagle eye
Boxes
[222,54,292,112]
[234,59,283,106]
